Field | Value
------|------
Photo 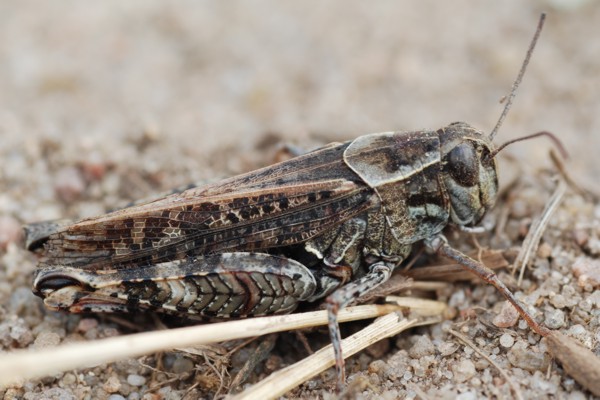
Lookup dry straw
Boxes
[0,299,445,394]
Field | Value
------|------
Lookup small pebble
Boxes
[171,357,194,374]
[499,333,515,348]
[588,290,600,307]
[104,375,121,394]
[475,359,490,370]
[367,372,381,386]
[470,377,482,387]
[492,301,519,328]
[531,370,558,393]
[83,373,99,387]
[587,237,600,256]
[108,395,126,400]
[452,359,476,383]
[572,257,600,288]
[37,388,75,400]
[4,388,23,400]
[508,345,550,371]
[566,324,590,343]
[6,318,34,347]
[411,361,426,378]
[578,298,592,312]
[62,373,77,386]
[408,335,435,358]
[33,331,61,348]
[437,341,459,356]
[127,374,146,387]
[383,350,410,380]
[550,294,567,309]
[368,359,387,375]
[545,308,566,329]
[560,285,581,307]
[518,319,529,330]
[573,229,589,247]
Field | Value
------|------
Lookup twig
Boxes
[447,329,524,400]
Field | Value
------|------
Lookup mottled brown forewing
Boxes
[40,141,378,271]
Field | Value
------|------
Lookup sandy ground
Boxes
[0,1,599,399]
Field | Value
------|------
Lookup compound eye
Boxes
[446,143,479,187]
[480,146,494,168]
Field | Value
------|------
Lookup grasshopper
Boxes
[25,14,562,391]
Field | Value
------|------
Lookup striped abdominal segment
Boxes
[33,253,317,317]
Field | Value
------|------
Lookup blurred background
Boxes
[0,0,598,221]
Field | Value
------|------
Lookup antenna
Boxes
[489,13,546,141]
[488,130,568,160]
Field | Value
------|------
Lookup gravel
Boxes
[408,335,436,359]
[451,359,476,383]
[545,308,566,329]
[126,374,146,388]
[498,333,515,348]
[507,342,551,372]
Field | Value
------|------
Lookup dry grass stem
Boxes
[385,296,448,317]
[231,313,442,400]
[0,304,398,388]
[408,281,452,291]
[513,180,567,285]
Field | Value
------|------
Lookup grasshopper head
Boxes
[439,122,499,227]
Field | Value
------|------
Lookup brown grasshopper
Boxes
[25,14,563,391]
